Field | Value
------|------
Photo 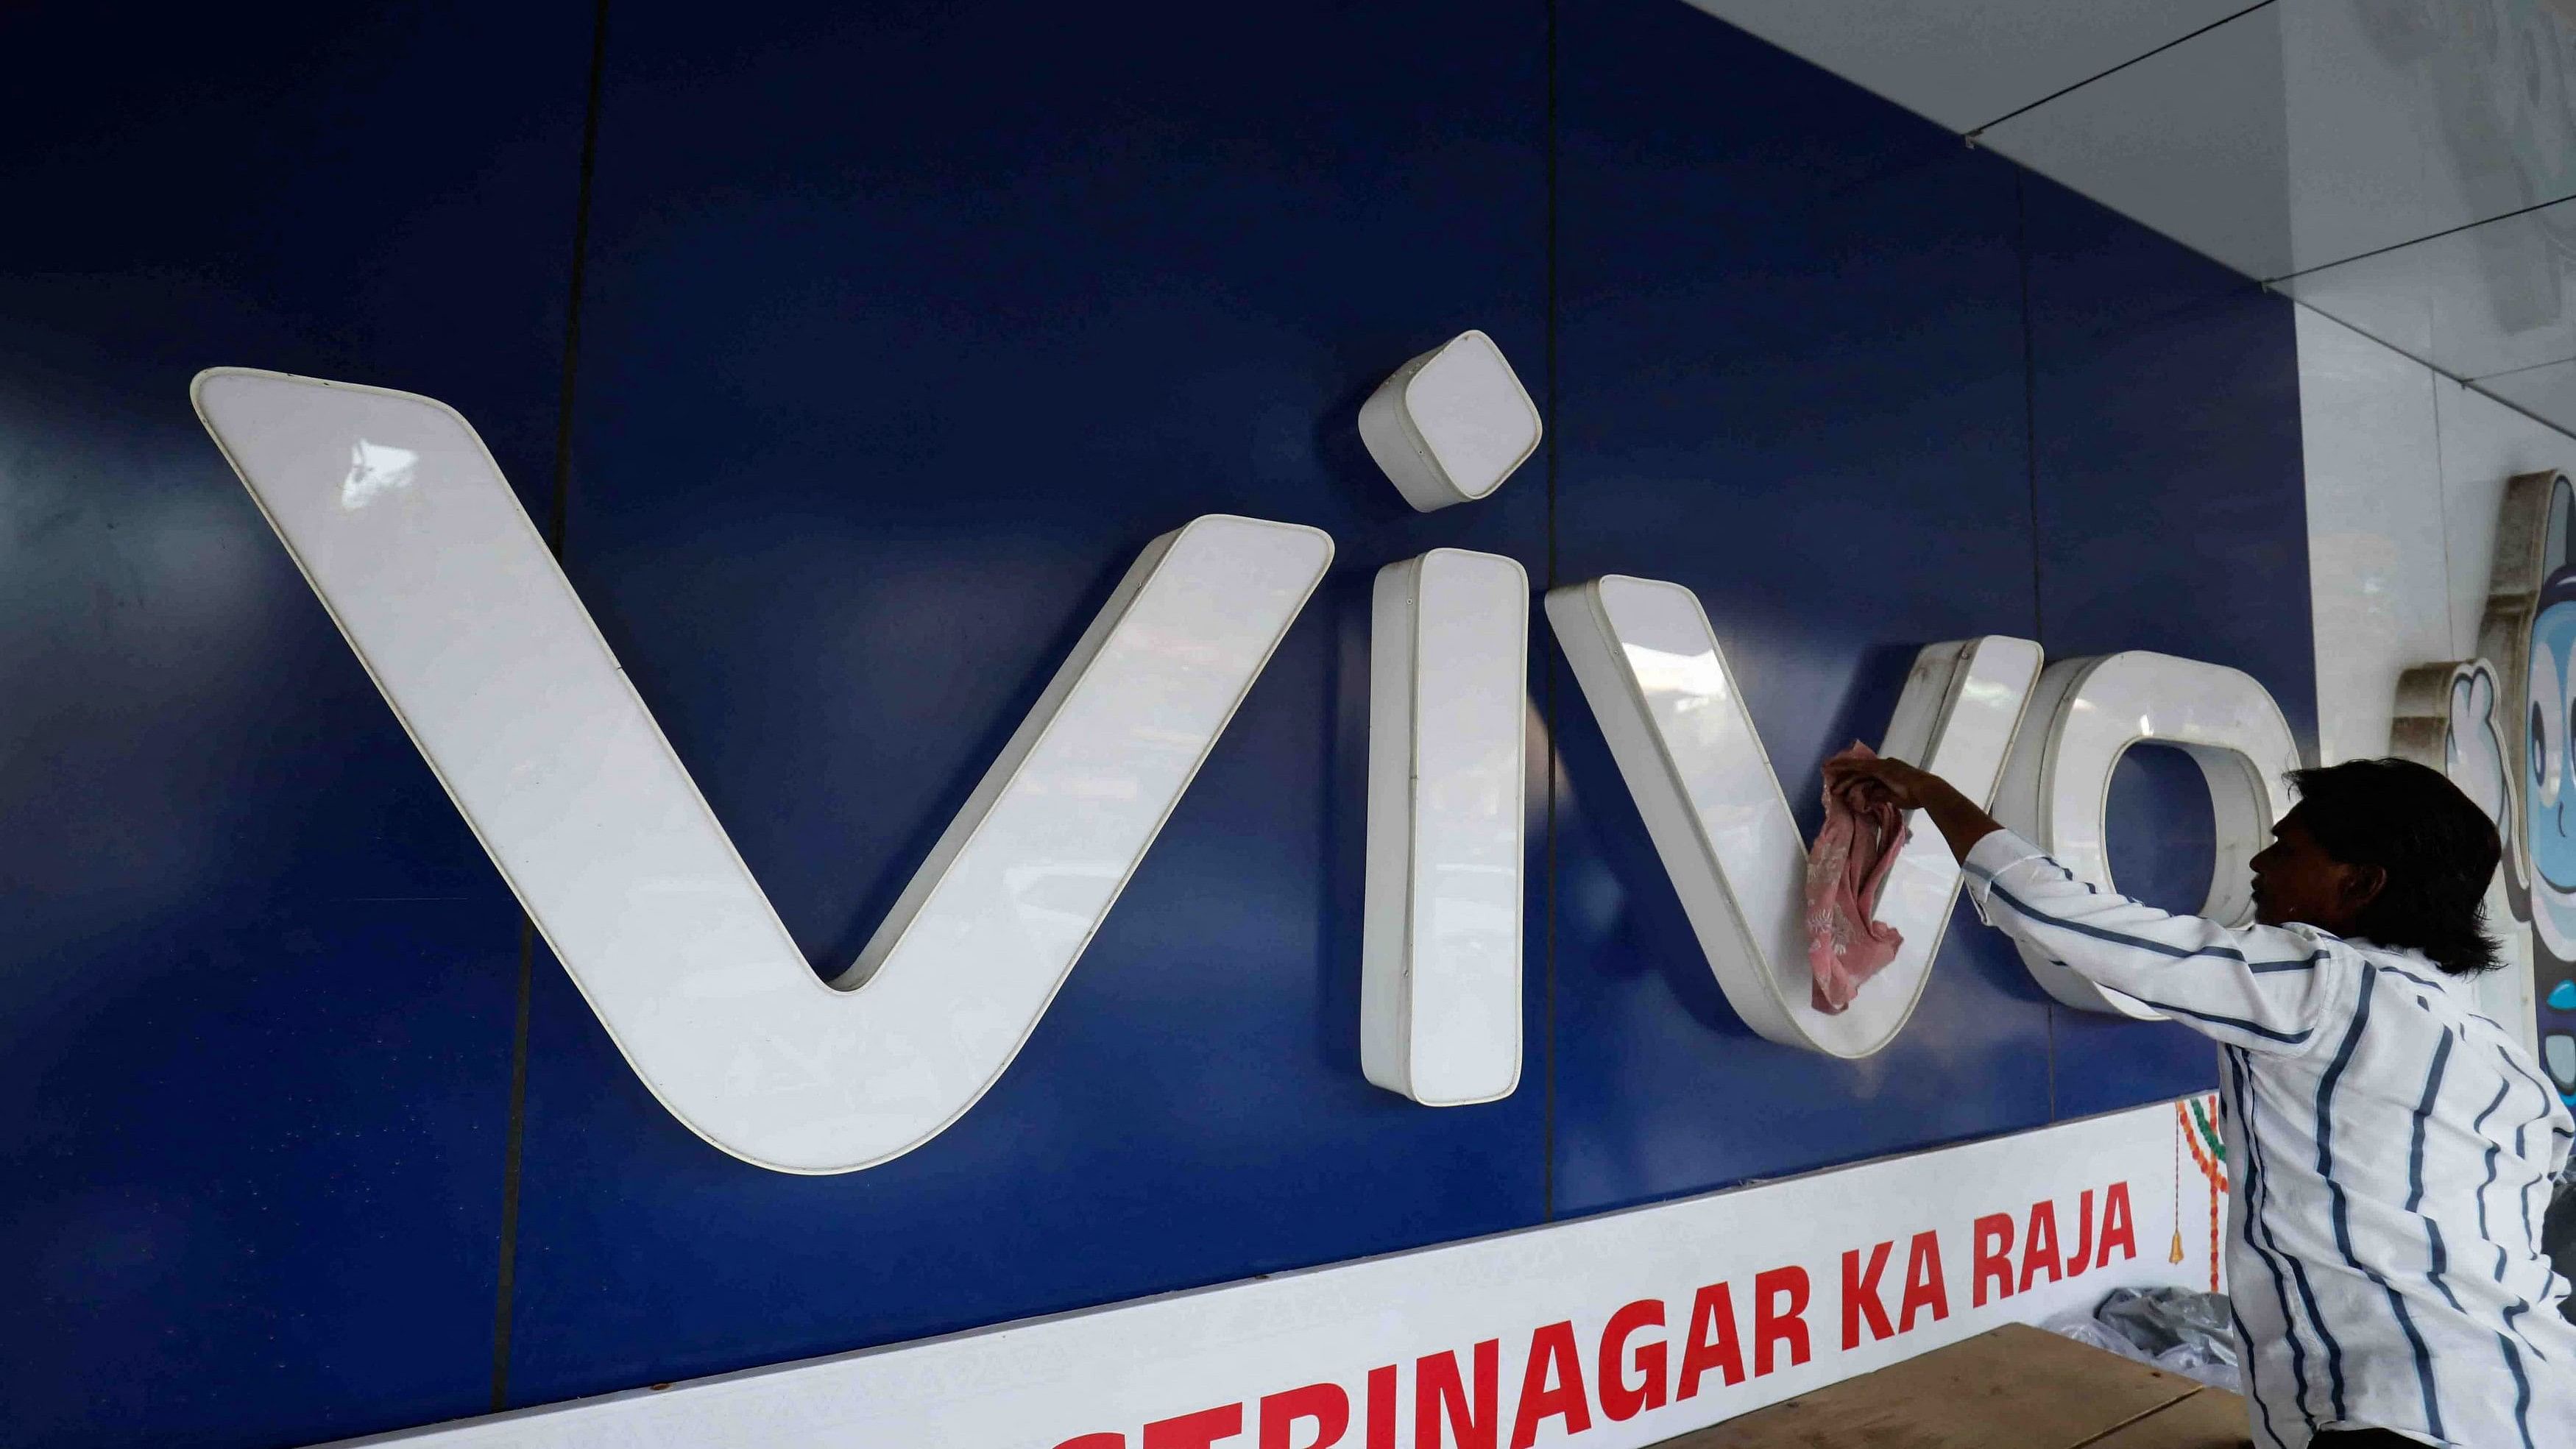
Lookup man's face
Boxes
[2248,809,2373,934]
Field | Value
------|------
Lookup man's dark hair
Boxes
[2285,757,2503,976]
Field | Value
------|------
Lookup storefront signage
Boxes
[195,366,2303,1172]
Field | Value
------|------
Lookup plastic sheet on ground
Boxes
[2041,1285,2242,1394]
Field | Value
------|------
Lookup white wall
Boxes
[2297,305,2552,1046]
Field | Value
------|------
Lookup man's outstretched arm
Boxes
[1825,754,2345,1055]
[1825,754,2003,862]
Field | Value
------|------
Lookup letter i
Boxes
[1361,549,1530,1107]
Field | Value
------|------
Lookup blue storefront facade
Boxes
[0,2,2310,1445]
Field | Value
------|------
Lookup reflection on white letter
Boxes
[192,368,1333,1174]
[1362,548,1529,1105]
[1545,575,2042,1057]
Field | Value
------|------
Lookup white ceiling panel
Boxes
[1979,4,2291,277]
[1678,0,2576,438]
[2281,196,2576,381]
[2473,358,2576,433]
[1677,0,2256,133]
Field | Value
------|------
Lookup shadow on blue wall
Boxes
[0,0,2306,1443]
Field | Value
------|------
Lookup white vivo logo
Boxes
[194,365,2299,1174]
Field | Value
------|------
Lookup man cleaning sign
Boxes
[1832,752,2575,1449]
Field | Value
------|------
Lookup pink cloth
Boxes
[1805,742,1911,1014]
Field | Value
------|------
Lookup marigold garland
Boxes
[2174,1094,2227,1291]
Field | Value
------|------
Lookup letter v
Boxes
[192,369,1333,1173]
[1546,575,2040,1056]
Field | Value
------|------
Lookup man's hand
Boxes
[1822,752,2006,863]
[1823,753,1950,812]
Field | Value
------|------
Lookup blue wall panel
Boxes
[1547,0,2057,1214]
[0,0,2315,1442]
[2022,176,2315,1120]
[0,3,592,1445]
[502,0,1554,1406]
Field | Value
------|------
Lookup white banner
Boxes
[333,1095,2226,1449]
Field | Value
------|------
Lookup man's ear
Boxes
[2341,862,2390,915]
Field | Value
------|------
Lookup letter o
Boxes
[1992,651,2299,1018]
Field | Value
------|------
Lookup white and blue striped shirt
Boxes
[1964,829,2575,1449]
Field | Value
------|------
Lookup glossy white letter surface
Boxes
[1546,575,2043,1057]
[1362,549,1529,1105]
[191,369,1333,1173]
[1991,652,2299,1018]
[1356,330,1543,514]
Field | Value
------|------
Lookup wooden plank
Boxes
[2079,1386,2253,1449]
[1651,1325,2203,1449]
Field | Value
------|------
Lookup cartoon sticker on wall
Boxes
[2392,470,2576,1102]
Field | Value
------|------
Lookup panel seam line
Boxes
[1541,0,1561,1225]
[493,0,610,1411]
[1962,1,2277,141]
